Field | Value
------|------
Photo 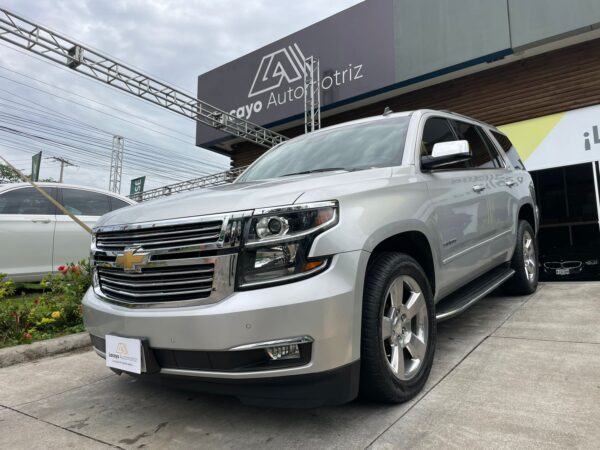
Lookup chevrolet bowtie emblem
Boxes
[115,248,150,272]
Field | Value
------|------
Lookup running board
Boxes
[435,266,515,322]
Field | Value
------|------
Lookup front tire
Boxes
[360,253,436,403]
[505,220,539,295]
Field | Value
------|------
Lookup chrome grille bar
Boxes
[97,267,214,278]
[97,225,222,240]
[100,277,213,288]
[102,285,213,298]
[95,221,223,251]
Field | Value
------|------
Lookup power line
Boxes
[0,61,196,140]
[0,94,228,175]
[0,86,228,172]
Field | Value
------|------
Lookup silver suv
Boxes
[83,109,539,407]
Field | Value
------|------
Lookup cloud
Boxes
[0,0,362,193]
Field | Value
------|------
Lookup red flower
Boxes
[23,332,32,340]
[70,265,80,275]
[57,265,68,274]
[34,298,40,305]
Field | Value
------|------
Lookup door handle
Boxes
[472,184,486,193]
[31,218,51,224]
[505,179,516,187]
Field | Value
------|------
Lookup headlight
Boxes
[237,201,338,288]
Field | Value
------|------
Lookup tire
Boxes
[505,220,539,295]
[359,252,436,403]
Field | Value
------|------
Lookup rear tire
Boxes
[360,252,436,403]
[505,220,538,295]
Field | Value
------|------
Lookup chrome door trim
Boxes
[442,228,512,265]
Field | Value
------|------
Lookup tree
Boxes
[0,164,56,184]
[0,164,21,184]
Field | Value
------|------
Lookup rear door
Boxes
[0,186,57,280]
[53,188,112,267]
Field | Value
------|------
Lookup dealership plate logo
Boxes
[248,43,307,98]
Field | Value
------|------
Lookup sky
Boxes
[0,0,363,194]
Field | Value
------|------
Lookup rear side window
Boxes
[491,131,526,170]
[451,121,500,169]
[0,187,56,215]
[60,188,111,216]
[110,197,131,211]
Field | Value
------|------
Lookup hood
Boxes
[96,167,392,227]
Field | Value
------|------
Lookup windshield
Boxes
[237,116,410,182]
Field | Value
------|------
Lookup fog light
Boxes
[266,344,300,360]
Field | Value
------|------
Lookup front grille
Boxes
[95,220,223,252]
[97,265,215,303]
[91,216,238,306]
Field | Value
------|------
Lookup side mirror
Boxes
[421,140,471,170]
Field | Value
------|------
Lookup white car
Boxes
[0,183,135,282]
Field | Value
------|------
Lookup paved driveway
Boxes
[1,283,599,449]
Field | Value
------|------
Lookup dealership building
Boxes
[196,0,600,279]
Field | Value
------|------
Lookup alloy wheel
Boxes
[523,230,537,281]
[381,275,428,381]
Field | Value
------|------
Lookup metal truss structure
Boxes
[131,166,247,202]
[0,8,287,149]
[304,56,321,133]
[108,135,124,193]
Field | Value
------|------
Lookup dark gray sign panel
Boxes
[196,0,395,148]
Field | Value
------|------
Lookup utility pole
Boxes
[47,156,76,182]
[109,135,124,193]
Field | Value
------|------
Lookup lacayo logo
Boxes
[248,44,307,98]
[229,42,363,120]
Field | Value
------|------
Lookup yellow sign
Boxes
[498,104,600,171]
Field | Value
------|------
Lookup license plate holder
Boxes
[105,335,143,374]
[556,268,570,276]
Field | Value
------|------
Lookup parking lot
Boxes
[1,282,599,449]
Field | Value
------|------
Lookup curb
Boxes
[0,332,91,368]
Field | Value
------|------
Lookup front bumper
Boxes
[83,250,368,402]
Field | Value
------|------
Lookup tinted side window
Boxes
[110,197,131,211]
[60,189,111,216]
[421,117,469,170]
[491,131,525,170]
[0,187,55,215]
[451,121,498,169]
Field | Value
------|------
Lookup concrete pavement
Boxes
[1,282,598,449]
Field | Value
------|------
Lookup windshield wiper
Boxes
[281,167,354,177]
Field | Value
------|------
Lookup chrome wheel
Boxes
[523,230,537,282]
[381,275,428,381]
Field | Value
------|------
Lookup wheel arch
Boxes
[518,202,536,234]
[367,230,437,297]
